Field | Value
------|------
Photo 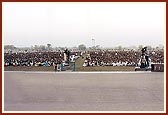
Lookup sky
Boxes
[3,2,166,48]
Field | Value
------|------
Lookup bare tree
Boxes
[78,44,86,51]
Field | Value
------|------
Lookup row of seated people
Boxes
[83,50,164,67]
[4,51,81,66]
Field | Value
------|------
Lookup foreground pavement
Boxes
[4,71,164,112]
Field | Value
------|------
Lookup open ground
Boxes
[4,71,164,111]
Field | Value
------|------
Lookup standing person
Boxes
[57,61,62,71]
[140,55,146,68]
[53,63,57,71]
[60,62,64,71]
[145,55,149,67]
[57,63,60,71]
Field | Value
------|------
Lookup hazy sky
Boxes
[3,2,166,48]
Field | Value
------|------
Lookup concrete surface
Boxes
[4,71,164,111]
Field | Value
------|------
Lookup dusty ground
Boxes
[4,71,164,112]
[4,66,54,71]
[4,66,135,71]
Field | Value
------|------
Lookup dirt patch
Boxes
[4,66,135,71]
[4,66,54,71]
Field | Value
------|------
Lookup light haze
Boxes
[3,2,166,48]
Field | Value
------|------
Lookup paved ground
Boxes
[4,71,164,111]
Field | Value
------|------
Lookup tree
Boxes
[47,44,52,50]
[47,44,51,48]
[39,45,46,51]
[146,45,152,51]
[96,45,100,50]
[78,44,86,51]
[117,46,122,51]
[34,45,39,51]
[4,45,16,50]
[138,45,143,50]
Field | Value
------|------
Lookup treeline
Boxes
[4,44,164,53]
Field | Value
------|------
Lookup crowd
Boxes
[4,50,164,67]
[83,50,164,67]
[4,51,82,67]
[4,51,64,66]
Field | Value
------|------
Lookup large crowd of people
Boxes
[4,51,82,67]
[4,49,164,67]
[83,50,164,67]
[4,51,64,66]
